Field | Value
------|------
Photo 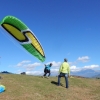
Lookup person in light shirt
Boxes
[58,58,70,88]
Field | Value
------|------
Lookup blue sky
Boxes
[0,0,100,75]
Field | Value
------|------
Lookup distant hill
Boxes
[49,69,100,78]
[71,69,100,78]
[92,73,100,78]
[0,71,13,74]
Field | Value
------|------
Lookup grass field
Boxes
[0,74,100,100]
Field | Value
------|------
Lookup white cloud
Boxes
[26,71,43,75]
[77,56,90,62]
[51,68,59,73]
[24,63,41,71]
[16,61,42,72]
[84,65,100,69]
[26,69,59,76]
[69,61,77,66]
[46,61,61,67]
[70,65,77,69]
[23,64,100,76]
[23,62,41,68]
[15,60,100,76]
[52,61,61,67]
[70,64,100,72]
[70,65,81,72]
[16,60,31,67]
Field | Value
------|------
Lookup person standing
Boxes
[58,58,70,88]
[43,63,53,78]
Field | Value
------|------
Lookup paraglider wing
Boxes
[0,16,45,62]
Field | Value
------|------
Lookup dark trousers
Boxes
[58,73,69,88]
[43,69,51,77]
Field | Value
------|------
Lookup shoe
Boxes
[66,87,68,88]
[47,76,49,79]
[57,83,60,86]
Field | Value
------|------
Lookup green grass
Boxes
[0,74,100,100]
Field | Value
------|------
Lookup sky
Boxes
[0,0,100,76]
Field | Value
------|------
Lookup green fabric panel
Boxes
[0,16,46,62]
[21,44,45,62]
[0,16,28,31]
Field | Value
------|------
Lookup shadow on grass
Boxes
[51,81,66,88]
[51,81,58,86]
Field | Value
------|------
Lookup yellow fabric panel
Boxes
[26,32,44,56]
[3,24,26,41]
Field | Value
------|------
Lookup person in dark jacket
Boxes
[43,63,53,78]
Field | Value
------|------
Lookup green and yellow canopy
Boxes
[0,16,45,62]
